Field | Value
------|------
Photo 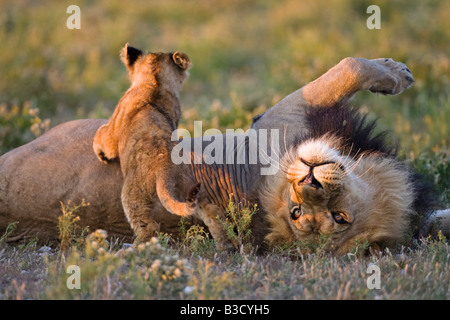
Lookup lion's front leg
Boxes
[358,58,414,95]
[302,57,414,106]
[196,203,234,251]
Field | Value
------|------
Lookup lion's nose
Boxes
[300,158,335,168]
[299,171,323,189]
[298,158,337,190]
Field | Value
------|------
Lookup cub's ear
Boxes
[172,51,191,70]
[120,43,143,68]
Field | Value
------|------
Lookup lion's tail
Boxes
[422,209,450,238]
[156,172,201,217]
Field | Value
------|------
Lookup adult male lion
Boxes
[0,57,447,252]
[260,103,443,254]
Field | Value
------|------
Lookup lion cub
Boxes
[93,44,200,241]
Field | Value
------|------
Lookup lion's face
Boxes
[262,136,415,254]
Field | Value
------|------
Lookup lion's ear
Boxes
[120,43,143,68]
[172,51,191,70]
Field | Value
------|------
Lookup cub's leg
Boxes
[121,176,161,242]
[302,57,415,106]
[93,124,119,164]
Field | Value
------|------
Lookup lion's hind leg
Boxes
[423,209,450,239]
[93,124,119,164]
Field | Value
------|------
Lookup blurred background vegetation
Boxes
[0,0,448,202]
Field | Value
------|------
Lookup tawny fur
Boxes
[261,138,416,254]
[93,44,200,241]
[1,55,447,253]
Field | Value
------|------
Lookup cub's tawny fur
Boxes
[93,44,200,241]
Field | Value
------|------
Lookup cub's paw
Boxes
[93,124,118,164]
[186,183,201,208]
[134,219,161,243]
[97,150,113,164]
[367,58,414,95]
[93,144,114,164]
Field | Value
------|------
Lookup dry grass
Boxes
[0,227,448,300]
[0,200,448,300]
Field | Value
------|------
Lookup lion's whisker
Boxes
[354,163,375,180]
[338,152,364,178]
[283,125,297,166]
[258,145,292,175]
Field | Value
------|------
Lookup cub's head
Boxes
[120,43,191,91]
[260,105,435,255]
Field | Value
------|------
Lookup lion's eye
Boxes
[290,206,302,220]
[332,211,348,224]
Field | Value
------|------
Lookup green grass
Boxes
[0,0,449,155]
[0,0,449,300]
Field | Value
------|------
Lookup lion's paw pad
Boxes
[368,58,414,95]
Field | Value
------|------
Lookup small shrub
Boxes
[186,260,234,300]
[0,101,50,155]
[0,221,19,244]
[45,229,124,300]
[420,230,449,262]
[218,195,258,253]
[57,199,90,252]
[182,224,216,256]
[119,237,192,299]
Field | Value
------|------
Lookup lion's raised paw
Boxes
[366,58,414,95]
